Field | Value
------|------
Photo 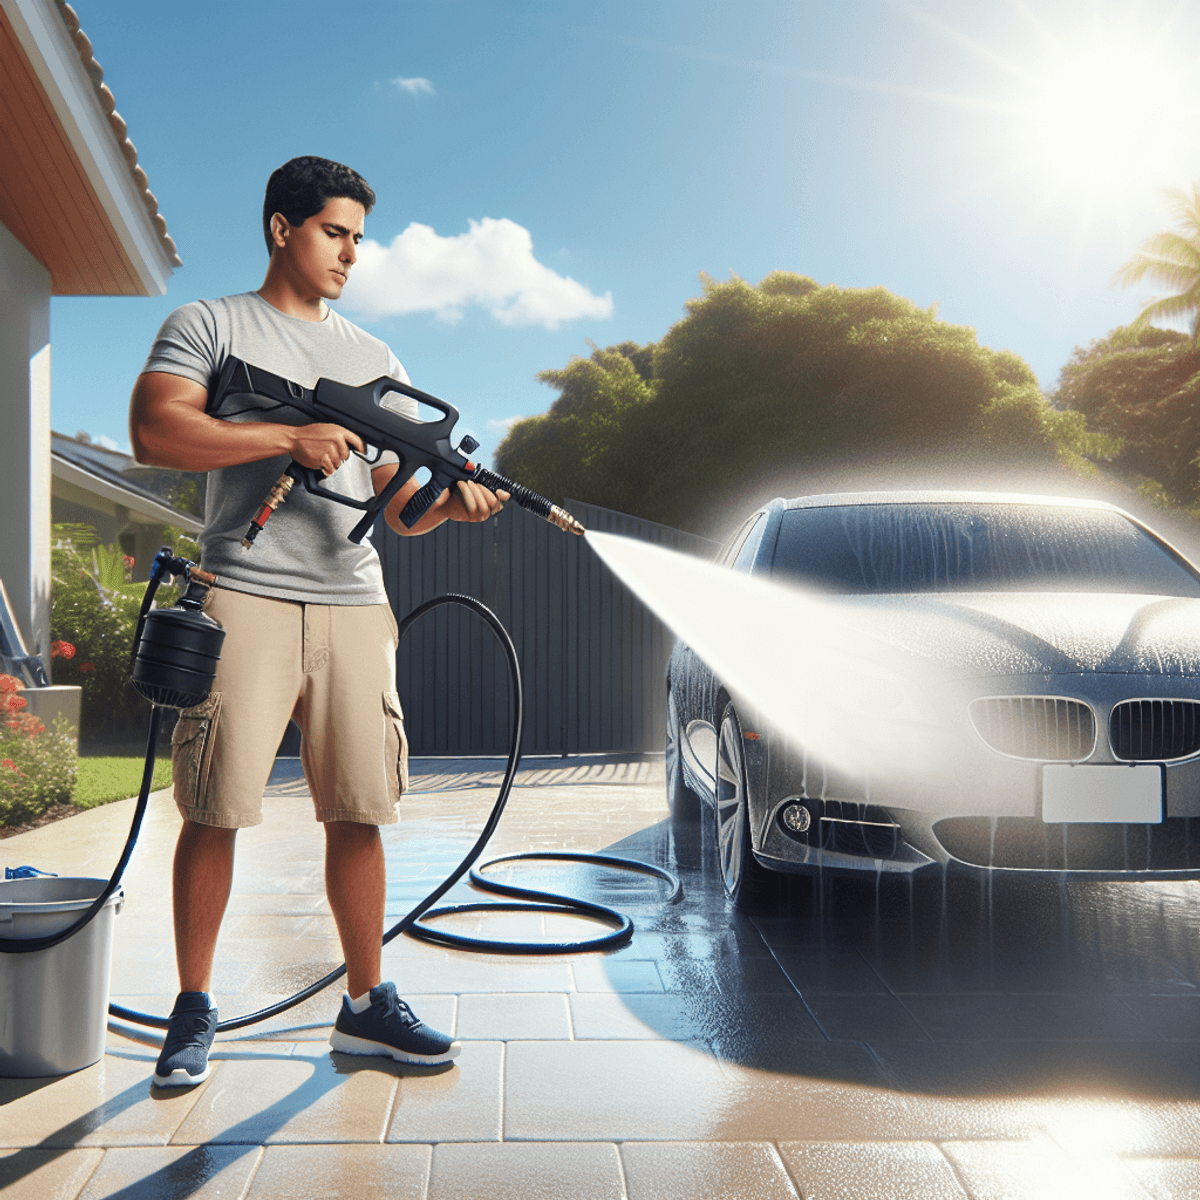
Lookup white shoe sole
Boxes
[152,1063,212,1088]
[329,1028,461,1065]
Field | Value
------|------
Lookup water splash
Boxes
[586,530,942,778]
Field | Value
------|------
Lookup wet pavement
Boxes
[2,753,1200,1197]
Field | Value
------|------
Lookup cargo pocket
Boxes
[383,690,409,799]
[171,692,223,810]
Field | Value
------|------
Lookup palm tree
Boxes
[1115,184,1200,338]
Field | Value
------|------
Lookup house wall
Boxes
[0,220,51,666]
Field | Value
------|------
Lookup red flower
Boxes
[4,695,28,712]
[123,555,135,569]
[78,662,96,674]
[0,674,19,693]
[50,641,76,660]
[1,759,15,770]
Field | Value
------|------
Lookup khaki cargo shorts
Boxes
[172,586,408,828]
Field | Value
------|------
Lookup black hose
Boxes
[98,592,680,1032]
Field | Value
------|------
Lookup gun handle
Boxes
[349,468,409,543]
[398,472,451,529]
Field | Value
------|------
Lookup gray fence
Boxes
[377,499,716,755]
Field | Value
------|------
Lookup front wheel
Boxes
[715,703,777,910]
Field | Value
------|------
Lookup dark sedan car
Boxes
[666,491,1200,908]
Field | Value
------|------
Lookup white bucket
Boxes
[0,877,124,1077]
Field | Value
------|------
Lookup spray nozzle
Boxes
[149,547,217,607]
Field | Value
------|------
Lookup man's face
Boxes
[271,196,366,301]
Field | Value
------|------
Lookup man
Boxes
[130,156,504,1087]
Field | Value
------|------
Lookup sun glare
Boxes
[1010,23,1200,204]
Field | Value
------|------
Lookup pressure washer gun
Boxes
[206,357,585,549]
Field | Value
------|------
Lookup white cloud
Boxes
[391,76,435,96]
[342,218,613,330]
[487,415,526,438]
[93,433,131,455]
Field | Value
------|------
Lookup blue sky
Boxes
[52,0,1200,462]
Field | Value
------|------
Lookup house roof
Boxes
[51,432,203,533]
[0,0,178,295]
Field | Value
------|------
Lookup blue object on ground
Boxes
[4,866,58,880]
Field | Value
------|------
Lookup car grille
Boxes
[969,697,1095,761]
[1110,699,1200,762]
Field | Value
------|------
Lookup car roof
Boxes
[777,490,1125,513]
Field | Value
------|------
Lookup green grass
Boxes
[74,756,173,809]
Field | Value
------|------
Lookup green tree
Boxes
[1054,323,1200,499]
[498,273,1113,531]
[1115,184,1200,338]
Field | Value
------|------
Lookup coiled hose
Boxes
[1,592,681,1032]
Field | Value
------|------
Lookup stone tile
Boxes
[387,1041,503,1143]
[941,1136,1154,1200]
[222,892,329,917]
[867,1040,1043,1140]
[804,994,930,1041]
[428,1142,624,1200]
[569,991,825,1056]
[249,1144,431,1198]
[384,956,573,993]
[569,993,695,1040]
[170,1043,399,1145]
[1124,1157,1200,1200]
[219,914,323,940]
[243,956,351,996]
[900,994,1140,1041]
[571,956,665,993]
[0,1055,209,1148]
[984,1041,1200,1100]
[621,1141,799,1199]
[778,1141,968,1199]
[0,1148,104,1200]
[503,1040,734,1141]
[715,1044,911,1141]
[1118,996,1200,1040]
[456,993,571,1040]
[208,937,346,972]
[77,1145,263,1199]
[769,947,890,994]
[1036,1096,1200,1158]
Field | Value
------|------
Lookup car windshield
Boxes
[771,503,1200,596]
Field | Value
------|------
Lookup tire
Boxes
[666,689,700,820]
[715,702,777,910]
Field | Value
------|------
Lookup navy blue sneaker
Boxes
[153,992,218,1087]
[329,982,460,1065]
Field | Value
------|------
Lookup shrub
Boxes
[49,524,146,739]
[0,676,78,826]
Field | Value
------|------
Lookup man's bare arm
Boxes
[130,371,364,475]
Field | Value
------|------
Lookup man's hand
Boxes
[441,479,509,523]
[374,465,509,536]
[289,423,365,477]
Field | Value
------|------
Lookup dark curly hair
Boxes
[262,156,376,253]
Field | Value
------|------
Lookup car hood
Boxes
[834,592,1200,677]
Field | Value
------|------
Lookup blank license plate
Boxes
[1042,764,1163,824]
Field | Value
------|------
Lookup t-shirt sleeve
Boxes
[372,348,418,469]
[141,301,222,388]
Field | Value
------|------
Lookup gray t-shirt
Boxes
[142,292,416,604]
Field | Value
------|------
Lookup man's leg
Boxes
[324,820,384,999]
[154,819,234,1088]
[173,819,237,992]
